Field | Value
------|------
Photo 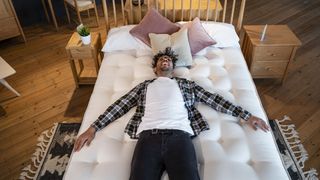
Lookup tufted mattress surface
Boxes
[64,47,288,180]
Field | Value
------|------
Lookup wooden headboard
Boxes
[101,0,246,33]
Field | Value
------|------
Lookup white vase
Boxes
[81,34,91,45]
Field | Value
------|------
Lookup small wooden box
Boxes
[65,32,103,88]
[241,25,301,83]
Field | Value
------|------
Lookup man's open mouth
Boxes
[162,62,168,66]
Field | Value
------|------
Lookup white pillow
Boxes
[102,25,151,53]
[177,21,240,48]
[202,22,240,48]
[149,28,193,67]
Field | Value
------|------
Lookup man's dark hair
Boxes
[152,47,178,68]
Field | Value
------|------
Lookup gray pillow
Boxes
[149,28,193,67]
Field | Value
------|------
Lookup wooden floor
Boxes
[1,0,319,179]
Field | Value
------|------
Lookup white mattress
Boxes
[64,43,289,180]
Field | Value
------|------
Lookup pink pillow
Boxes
[129,8,180,46]
[184,17,216,55]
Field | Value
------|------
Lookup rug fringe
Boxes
[19,123,59,180]
[276,116,319,180]
[304,168,319,180]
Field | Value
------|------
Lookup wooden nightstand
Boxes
[65,32,103,88]
[241,25,301,83]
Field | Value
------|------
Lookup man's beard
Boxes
[160,66,172,71]
[160,62,172,71]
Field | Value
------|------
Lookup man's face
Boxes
[154,55,174,75]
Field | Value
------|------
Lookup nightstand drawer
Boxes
[254,46,293,61]
[251,61,288,77]
[69,48,93,59]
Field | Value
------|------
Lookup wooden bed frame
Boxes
[101,0,246,32]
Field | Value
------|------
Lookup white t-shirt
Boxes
[137,77,194,135]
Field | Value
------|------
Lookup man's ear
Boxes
[153,67,157,75]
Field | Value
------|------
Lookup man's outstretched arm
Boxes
[74,83,142,152]
[193,82,269,132]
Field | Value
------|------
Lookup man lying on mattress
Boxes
[74,47,270,180]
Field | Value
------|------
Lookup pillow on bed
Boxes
[129,8,180,46]
[183,17,216,55]
[149,28,193,67]
[177,21,240,48]
[102,25,151,52]
[202,22,240,48]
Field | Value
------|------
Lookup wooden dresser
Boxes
[241,25,301,83]
[0,0,26,42]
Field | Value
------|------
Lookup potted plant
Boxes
[77,24,91,45]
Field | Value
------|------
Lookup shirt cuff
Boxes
[239,110,252,121]
[90,123,100,132]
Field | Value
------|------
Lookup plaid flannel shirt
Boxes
[91,77,252,139]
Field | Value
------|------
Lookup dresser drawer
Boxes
[251,61,288,77]
[254,46,293,61]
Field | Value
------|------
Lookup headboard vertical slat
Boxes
[164,0,167,17]
[138,0,142,21]
[205,0,210,21]
[156,0,159,11]
[189,0,193,21]
[197,0,201,18]
[129,0,133,23]
[222,0,227,23]
[181,0,184,21]
[172,0,176,22]
[237,0,246,32]
[102,0,109,31]
[230,0,236,24]
[121,0,125,25]
[112,0,117,26]
[214,0,218,21]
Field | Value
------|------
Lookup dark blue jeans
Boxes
[129,129,200,180]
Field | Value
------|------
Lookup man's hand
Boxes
[246,116,270,132]
[74,126,96,152]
